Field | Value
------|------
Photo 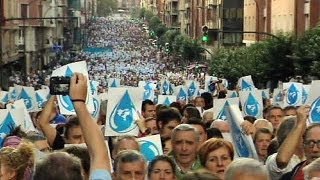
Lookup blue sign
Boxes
[139,140,161,161]
[244,93,261,118]
[310,97,320,123]
[0,112,17,147]
[286,84,299,106]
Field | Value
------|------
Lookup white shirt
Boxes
[265,153,301,180]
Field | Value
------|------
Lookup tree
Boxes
[96,0,118,17]
[293,26,320,78]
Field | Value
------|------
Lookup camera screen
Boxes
[54,83,69,93]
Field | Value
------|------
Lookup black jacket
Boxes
[279,161,306,180]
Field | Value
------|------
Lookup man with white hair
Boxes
[210,119,230,133]
[254,119,274,134]
[225,158,270,180]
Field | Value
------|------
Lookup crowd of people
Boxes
[2,15,320,180]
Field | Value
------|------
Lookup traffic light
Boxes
[202,26,209,43]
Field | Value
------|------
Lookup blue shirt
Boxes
[90,169,112,180]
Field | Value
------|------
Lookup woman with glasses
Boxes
[0,142,34,180]
[148,155,176,180]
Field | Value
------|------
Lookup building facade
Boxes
[243,0,320,46]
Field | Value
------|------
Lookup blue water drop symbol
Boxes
[0,112,17,146]
[275,91,282,102]
[217,101,230,120]
[140,140,160,161]
[36,92,45,108]
[231,92,238,98]
[177,88,187,101]
[302,88,308,104]
[244,93,261,118]
[163,97,171,106]
[143,83,153,100]
[20,88,33,110]
[169,84,174,95]
[188,82,196,97]
[286,84,299,105]
[92,97,99,118]
[310,97,320,123]
[90,81,95,95]
[60,67,75,112]
[163,81,169,95]
[111,79,117,87]
[242,79,253,91]
[230,117,251,157]
[11,89,17,100]
[1,93,9,103]
[109,90,137,133]
[65,66,74,77]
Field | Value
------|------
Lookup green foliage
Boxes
[293,26,320,77]
[96,0,118,17]
[210,34,295,87]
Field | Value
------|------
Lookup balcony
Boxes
[171,9,179,15]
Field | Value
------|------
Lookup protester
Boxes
[148,155,176,180]
[0,142,34,180]
[198,138,234,179]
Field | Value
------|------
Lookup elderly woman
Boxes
[0,142,34,180]
[198,138,234,179]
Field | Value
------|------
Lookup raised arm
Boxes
[38,96,58,147]
[69,73,111,172]
[276,106,308,169]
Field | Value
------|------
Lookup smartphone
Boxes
[49,76,71,95]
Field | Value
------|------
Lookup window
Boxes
[21,4,28,18]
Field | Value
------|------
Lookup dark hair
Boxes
[187,118,206,134]
[63,146,90,175]
[183,106,201,123]
[34,152,83,180]
[114,150,145,172]
[7,126,27,139]
[64,117,80,139]
[206,127,223,139]
[170,102,183,115]
[142,99,154,112]
[148,155,176,177]
[157,108,181,129]
[201,92,213,110]
[244,116,257,124]
[283,106,296,112]
[267,139,279,156]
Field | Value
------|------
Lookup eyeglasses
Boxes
[304,140,320,149]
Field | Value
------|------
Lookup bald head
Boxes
[211,120,230,133]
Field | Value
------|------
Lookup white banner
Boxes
[137,134,163,161]
[239,90,263,118]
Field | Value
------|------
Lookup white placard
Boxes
[228,105,259,159]
[137,134,163,161]
[237,75,255,91]
[157,95,176,106]
[283,82,303,107]
[51,61,94,115]
[213,98,239,120]
[239,91,263,118]
[104,88,142,136]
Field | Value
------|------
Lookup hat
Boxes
[53,114,67,124]
[3,136,22,148]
